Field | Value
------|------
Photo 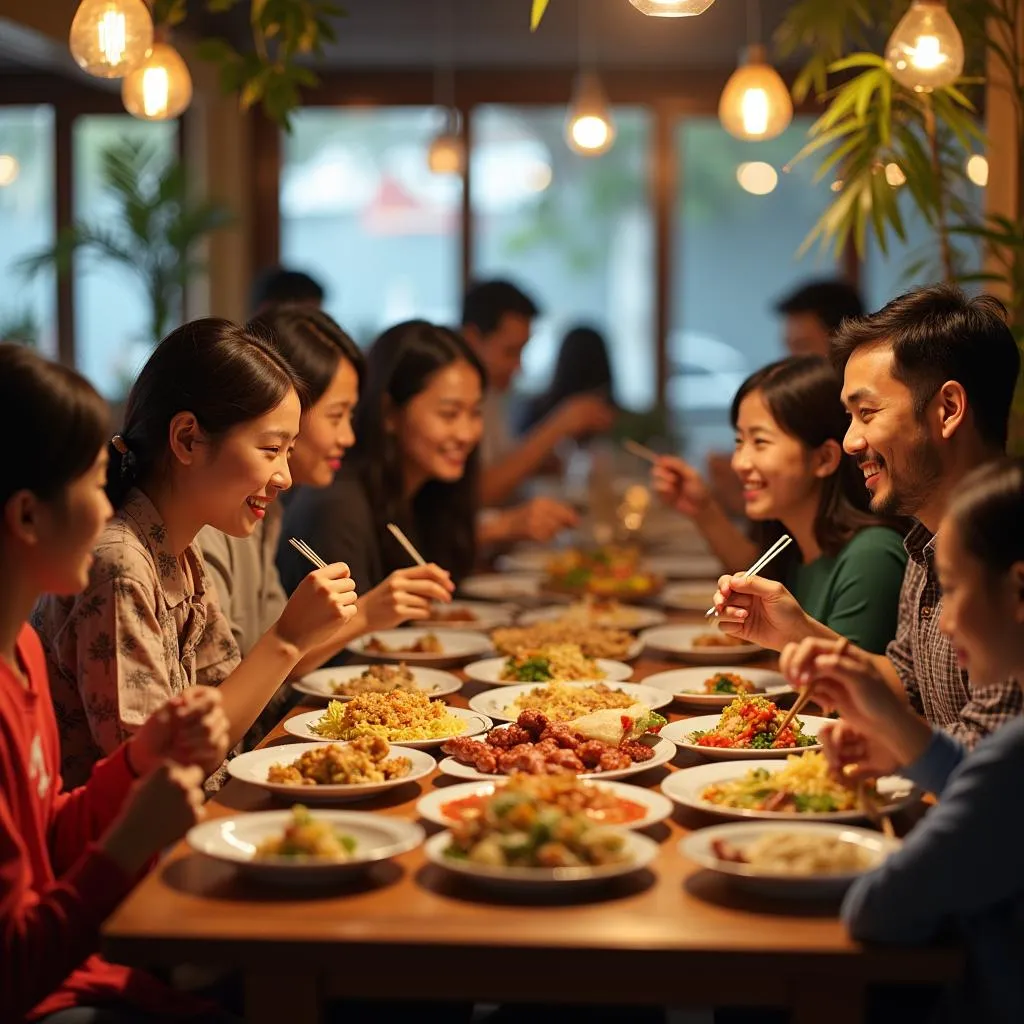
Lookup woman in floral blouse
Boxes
[33,318,360,787]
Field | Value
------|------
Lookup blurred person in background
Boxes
[517,324,615,434]
[250,266,325,316]
[461,280,614,509]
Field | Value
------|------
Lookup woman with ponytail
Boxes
[33,318,359,788]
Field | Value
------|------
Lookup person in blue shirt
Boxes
[780,456,1024,1023]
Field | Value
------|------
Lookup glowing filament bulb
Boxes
[142,66,169,117]
[740,88,770,136]
[909,35,944,70]
[97,11,126,65]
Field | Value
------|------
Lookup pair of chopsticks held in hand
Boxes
[290,524,428,571]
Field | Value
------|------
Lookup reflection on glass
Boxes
[0,106,56,355]
[280,107,462,343]
[73,115,177,397]
[471,105,655,414]
[671,118,834,467]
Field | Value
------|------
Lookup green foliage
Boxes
[0,308,40,347]
[19,139,232,345]
[154,0,346,129]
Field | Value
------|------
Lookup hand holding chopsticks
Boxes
[288,536,328,569]
[281,538,360,645]
[706,533,792,617]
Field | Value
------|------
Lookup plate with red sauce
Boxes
[416,779,673,831]
[661,714,829,760]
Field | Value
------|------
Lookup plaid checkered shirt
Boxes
[887,523,1023,748]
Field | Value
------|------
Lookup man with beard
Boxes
[710,284,1023,745]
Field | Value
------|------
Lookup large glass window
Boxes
[670,118,836,467]
[471,105,655,414]
[280,107,462,344]
[73,115,178,397]
[0,106,56,356]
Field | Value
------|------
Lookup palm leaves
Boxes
[19,138,232,346]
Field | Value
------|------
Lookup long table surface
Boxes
[103,607,960,1024]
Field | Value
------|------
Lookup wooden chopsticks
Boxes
[705,533,793,618]
[288,537,327,569]
[772,637,846,749]
[387,522,426,567]
[622,439,662,465]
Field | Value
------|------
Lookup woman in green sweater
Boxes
[653,356,907,653]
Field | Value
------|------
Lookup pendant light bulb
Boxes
[718,44,793,142]
[627,0,717,15]
[121,41,193,121]
[885,1,964,92]
[428,110,465,174]
[566,72,616,156]
[69,0,153,78]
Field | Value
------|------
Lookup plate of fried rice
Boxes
[468,680,672,723]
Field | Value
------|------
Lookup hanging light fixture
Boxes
[885,1,964,93]
[627,0,717,15]
[719,1,792,142]
[121,40,193,120]
[427,0,464,175]
[428,110,465,174]
[566,71,616,155]
[719,44,793,141]
[69,0,153,78]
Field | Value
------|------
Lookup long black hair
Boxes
[948,458,1024,575]
[350,320,485,582]
[108,317,303,507]
[248,306,365,403]
[1,344,109,509]
[731,355,899,574]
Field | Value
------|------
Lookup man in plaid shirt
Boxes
[709,284,1022,746]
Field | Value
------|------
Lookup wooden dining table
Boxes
[102,604,961,1024]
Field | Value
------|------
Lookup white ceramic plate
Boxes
[642,667,792,710]
[660,714,830,760]
[468,681,673,723]
[463,656,634,686]
[227,742,437,802]
[284,705,492,749]
[438,733,677,783]
[187,809,425,884]
[515,604,668,631]
[420,601,518,631]
[459,574,545,603]
[642,554,723,580]
[659,581,722,613]
[423,829,658,890]
[292,666,463,704]
[680,821,901,899]
[346,629,492,667]
[660,760,918,823]
[417,779,674,831]
[495,549,553,574]
[640,625,763,664]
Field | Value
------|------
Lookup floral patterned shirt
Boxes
[32,489,241,788]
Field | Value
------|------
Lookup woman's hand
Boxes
[504,497,579,543]
[651,455,713,518]
[275,562,359,653]
[99,762,206,876]
[128,687,230,777]
[711,574,823,651]
[360,564,455,632]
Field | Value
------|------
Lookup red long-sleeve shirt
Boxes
[0,624,202,1022]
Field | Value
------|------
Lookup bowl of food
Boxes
[516,600,668,632]
[491,622,640,662]
[639,625,762,664]
[227,738,437,801]
[284,690,492,749]
[642,667,791,710]
[292,664,463,704]
[187,806,424,883]
[468,680,673,724]
[660,695,827,759]
[464,643,633,686]
[423,775,659,889]
[681,821,901,898]
[421,601,517,631]
[543,546,665,603]
[346,629,492,667]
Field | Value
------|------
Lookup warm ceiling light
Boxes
[966,153,989,187]
[885,1,964,92]
[566,72,616,156]
[0,155,19,187]
[736,161,778,195]
[628,0,717,15]
[884,162,907,187]
[428,131,465,175]
[69,0,153,78]
[121,41,192,120]
[719,45,793,142]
